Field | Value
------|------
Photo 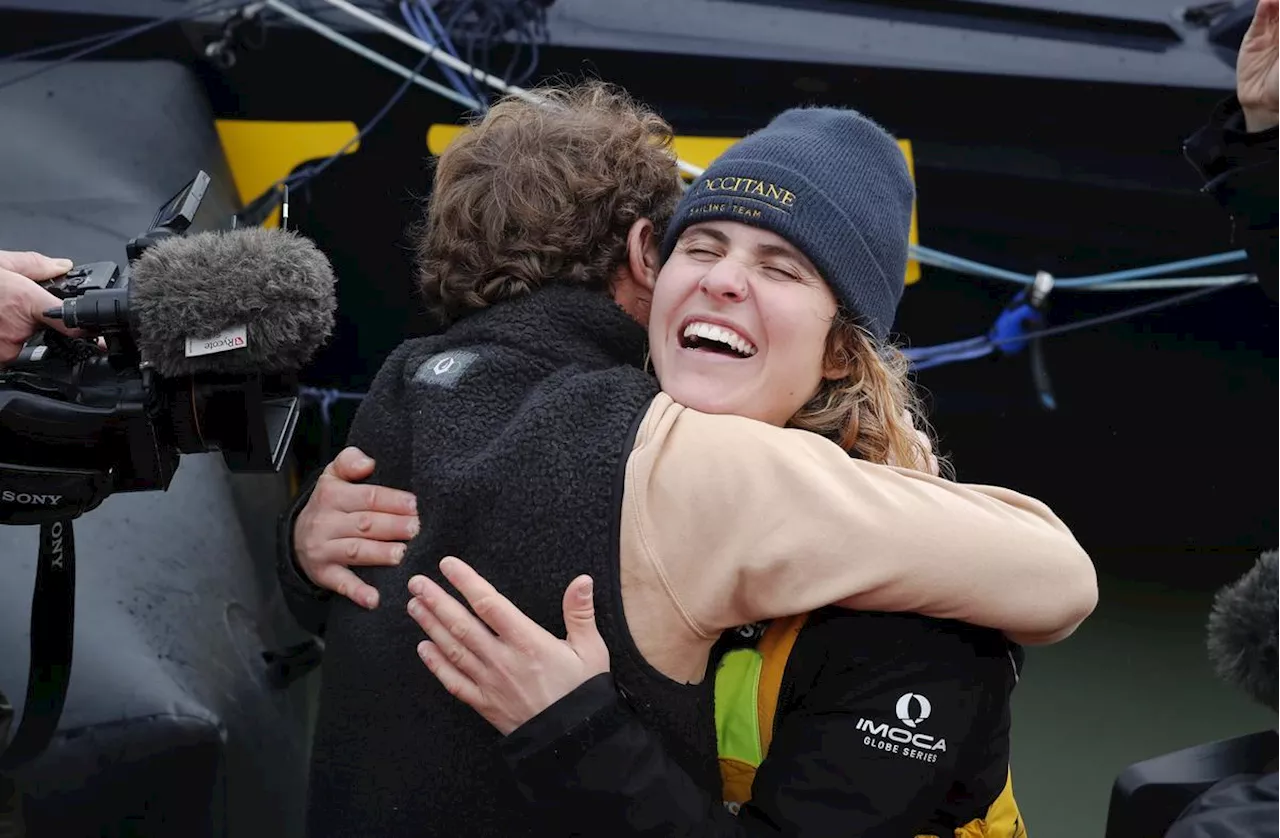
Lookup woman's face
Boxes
[649,221,840,427]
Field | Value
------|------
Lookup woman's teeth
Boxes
[682,321,757,357]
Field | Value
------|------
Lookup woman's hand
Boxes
[407,557,610,735]
[1238,0,1278,133]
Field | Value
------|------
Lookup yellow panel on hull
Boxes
[215,120,361,227]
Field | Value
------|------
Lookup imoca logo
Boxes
[895,692,932,729]
[857,690,947,760]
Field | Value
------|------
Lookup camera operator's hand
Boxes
[0,250,76,363]
[294,446,420,610]
[1239,0,1279,133]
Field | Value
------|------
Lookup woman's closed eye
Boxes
[762,263,805,282]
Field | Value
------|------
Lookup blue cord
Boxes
[401,0,483,110]
[905,277,1250,372]
[1055,251,1250,288]
[911,343,996,371]
[283,49,435,190]
[910,244,1249,288]
[415,0,487,107]
[902,334,989,362]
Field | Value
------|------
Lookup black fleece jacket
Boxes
[291,286,720,838]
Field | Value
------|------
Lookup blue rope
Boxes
[910,245,1250,288]
[401,0,484,110]
[904,278,1249,372]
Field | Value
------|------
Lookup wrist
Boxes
[1242,105,1279,134]
[277,479,331,599]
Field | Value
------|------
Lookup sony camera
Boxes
[0,172,301,528]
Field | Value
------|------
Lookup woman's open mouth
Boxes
[678,320,757,358]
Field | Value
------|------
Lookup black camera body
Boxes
[0,172,300,527]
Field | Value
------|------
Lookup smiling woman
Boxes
[649,105,937,469]
[651,221,840,428]
[399,104,1050,838]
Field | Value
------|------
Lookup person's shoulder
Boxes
[362,335,437,374]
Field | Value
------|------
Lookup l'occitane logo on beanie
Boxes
[693,176,798,216]
[659,106,914,343]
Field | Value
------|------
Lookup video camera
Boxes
[0,172,311,770]
[0,171,300,528]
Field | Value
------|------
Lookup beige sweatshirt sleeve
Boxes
[621,394,1097,648]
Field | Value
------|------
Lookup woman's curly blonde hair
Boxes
[790,309,952,478]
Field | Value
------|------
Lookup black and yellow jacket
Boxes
[501,607,1025,837]
[714,609,1025,837]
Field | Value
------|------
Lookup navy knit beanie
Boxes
[660,107,914,342]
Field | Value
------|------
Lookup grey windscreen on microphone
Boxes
[129,227,337,378]
[1206,550,1278,712]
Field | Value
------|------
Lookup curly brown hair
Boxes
[790,309,953,479]
[417,81,682,322]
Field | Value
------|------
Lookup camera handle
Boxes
[0,518,76,770]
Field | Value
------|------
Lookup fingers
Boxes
[29,283,81,338]
[302,463,418,548]
[330,537,409,567]
[292,459,419,605]
[1244,0,1279,55]
[0,267,77,347]
[406,579,492,682]
[0,250,73,280]
[417,639,486,706]
[315,468,418,517]
[561,575,596,627]
[313,563,381,610]
[319,448,418,516]
[407,572,503,664]
[328,446,376,482]
[437,556,544,647]
[561,575,610,674]
[295,503,413,568]
[348,509,420,542]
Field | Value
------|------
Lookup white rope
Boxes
[264,0,481,109]
[1076,274,1255,291]
[271,0,1247,296]
[308,0,706,177]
